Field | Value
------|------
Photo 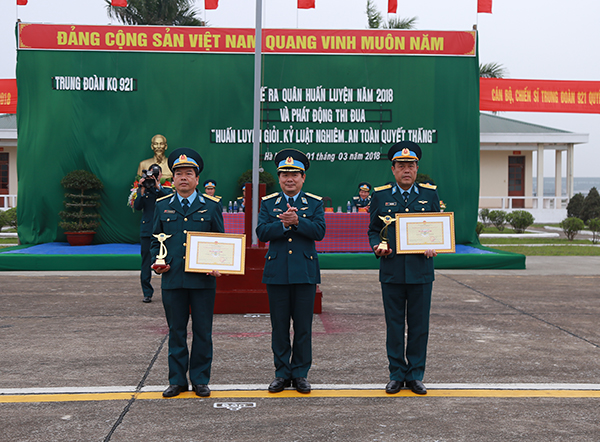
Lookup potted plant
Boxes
[59,170,104,246]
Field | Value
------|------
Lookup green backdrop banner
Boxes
[16,25,479,246]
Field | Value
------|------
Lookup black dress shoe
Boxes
[162,385,188,398]
[385,380,404,394]
[268,377,291,393]
[193,384,211,397]
[143,296,152,303]
[406,380,427,395]
[292,377,311,394]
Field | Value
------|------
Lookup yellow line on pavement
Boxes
[2,389,600,404]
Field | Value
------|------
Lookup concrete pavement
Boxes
[1,256,599,441]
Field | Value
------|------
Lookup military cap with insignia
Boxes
[168,147,203,174]
[204,179,216,189]
[388,141,422,162]
[358,182,372,192]
[273,148,310,173]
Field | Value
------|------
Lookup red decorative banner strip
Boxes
[18,23,476,56]
[480,78,600,114]
[0,79,17,114]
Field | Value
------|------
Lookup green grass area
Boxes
[480,237,593,245]
[485,245,600,256]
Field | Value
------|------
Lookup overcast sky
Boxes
[1,0,599,177]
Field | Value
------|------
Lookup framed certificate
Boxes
[185,232,246,275]
[395,212,455,254]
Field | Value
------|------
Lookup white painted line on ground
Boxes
[2,383,599,395]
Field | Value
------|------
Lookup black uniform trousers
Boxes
[381,282,432,382]
[267,283,316,380]
[161,288,216,386]
[140,236,153,298]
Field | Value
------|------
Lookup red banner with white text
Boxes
[0,79,17,114]
[480,78,600,114]
[18,23,476,56]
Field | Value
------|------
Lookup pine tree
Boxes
[581,187,600,223]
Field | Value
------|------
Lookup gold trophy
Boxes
[377,215,396,252]
[151,232,172,270]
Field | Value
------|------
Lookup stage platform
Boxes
[0,243,525,271]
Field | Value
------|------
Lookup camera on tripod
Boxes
[141,164,161,188]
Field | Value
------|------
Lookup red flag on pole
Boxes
[205,0,218,9]
[388,0,397,13]
[17,0,28,5]
[298,0,315,9]
[478,0,492,13]
[111,0,128,6]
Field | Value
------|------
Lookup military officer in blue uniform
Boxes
[134,164,171,303]
[203,179,221,200]
[256,149,326,394]
[151,148,224,398]
[368,141,440,395]
[352,181,372,210]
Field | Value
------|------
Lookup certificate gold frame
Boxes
[185,232,246,275]
[394,212,455,254]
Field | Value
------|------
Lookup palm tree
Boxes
[105,0,205,26]
[479,62,507,78]
[384,17,418,29]
[366,0,417,29]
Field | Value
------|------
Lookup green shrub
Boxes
[1,207,17,229]
[59,170,103,232]
[580,187,600,223]
[566,193,585,219]
[560,217,585,241]
[479,208,490,226]
[475,221,484,238]
[488,210,507,231]
[506,210,535,233]
[588,218,600,244]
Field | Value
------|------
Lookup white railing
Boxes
[0,194,17,210]
[479,196,569,210]
[479,196,569,223]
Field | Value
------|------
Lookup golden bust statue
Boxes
[137,134,172,179]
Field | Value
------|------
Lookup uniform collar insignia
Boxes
[275,196,282,205]
[301,197,308,205]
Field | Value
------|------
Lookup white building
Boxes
[479,112,589,223]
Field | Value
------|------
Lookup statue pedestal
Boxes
[214,183,322,314]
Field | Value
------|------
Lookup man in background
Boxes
[134,163,170,303]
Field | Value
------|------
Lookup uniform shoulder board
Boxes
[374,184,392,192]
[262,192,279,201]
[156,194,171,202]
[352,196,359,200]
[203,194,221,203]
[304,192,322,201]
[418,183,437,190]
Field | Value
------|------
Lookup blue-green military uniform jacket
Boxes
[256,191,326,285]
[368,183,440,284]
[352,195,371,209]
[134,185,172,237]
[151,192,224,289]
